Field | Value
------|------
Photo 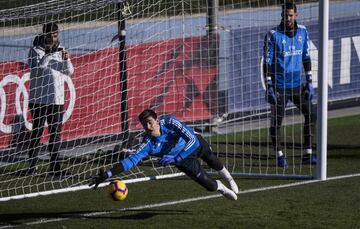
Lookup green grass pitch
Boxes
[0,115,359,229]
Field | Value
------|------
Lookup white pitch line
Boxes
[1,173,360,229]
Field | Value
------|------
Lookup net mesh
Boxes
[0,0,359,200]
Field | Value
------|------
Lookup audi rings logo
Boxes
[0,72,76,134]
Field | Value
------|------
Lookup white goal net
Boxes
[0,0,359,201]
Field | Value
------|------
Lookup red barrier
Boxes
[0,36,218,148]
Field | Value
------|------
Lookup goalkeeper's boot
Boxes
[302,154,317,165]
[216,180,237,201]
[218,167,239,194]
[228,178,239,194]
[277,156,288,168]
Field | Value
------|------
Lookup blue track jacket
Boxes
[263,22,311,89]
[120,116,200,171]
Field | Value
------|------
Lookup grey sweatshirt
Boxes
[28,45,74,105]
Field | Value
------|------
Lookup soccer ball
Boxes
[109,180,128,201]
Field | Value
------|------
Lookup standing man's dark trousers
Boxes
[28,103,64,173]
[270,87,317,151]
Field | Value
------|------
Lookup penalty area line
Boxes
[1,173,360,229]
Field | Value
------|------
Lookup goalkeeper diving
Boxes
[89,109,239,200]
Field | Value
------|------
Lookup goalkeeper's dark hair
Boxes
[43,22,59,34]
[138,109,157,122]
[282,2,297,12]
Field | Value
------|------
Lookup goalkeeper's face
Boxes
[141,117,161,137]
[282,9,297,29]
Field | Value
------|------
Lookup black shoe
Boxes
[277,156,289,168]
[26,166,38,176]
[302,154,317,165]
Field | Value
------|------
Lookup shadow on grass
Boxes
[0,209,189,226]
[328,151,360,159]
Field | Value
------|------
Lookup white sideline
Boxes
[0,173,359,229]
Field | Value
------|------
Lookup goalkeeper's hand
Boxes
[89,169,108,189]
[265,86,277,105]
[159,154,182,166]
[303,82,314,100]
[303,73,314,100]
[264,77,277,105]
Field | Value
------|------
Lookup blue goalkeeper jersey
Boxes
[120,116,200,171]
[263,23,311,89]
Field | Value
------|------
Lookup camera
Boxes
[57,47,65,59]
[44,35,52,46]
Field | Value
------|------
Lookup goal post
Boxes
[0,0,359,201]
[316,0,329,180]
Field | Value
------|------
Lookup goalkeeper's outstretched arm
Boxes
[89,140,151,189]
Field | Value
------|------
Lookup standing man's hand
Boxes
[303,73,314,100]
[303,83,314,100]
[265,77,277,105]
[62,50,70,60]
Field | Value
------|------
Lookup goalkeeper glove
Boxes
[159,154,182,166]
[303,73,314,100]
[89,169,109,189]
[88,164,124,189]
[265,77,277,105]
